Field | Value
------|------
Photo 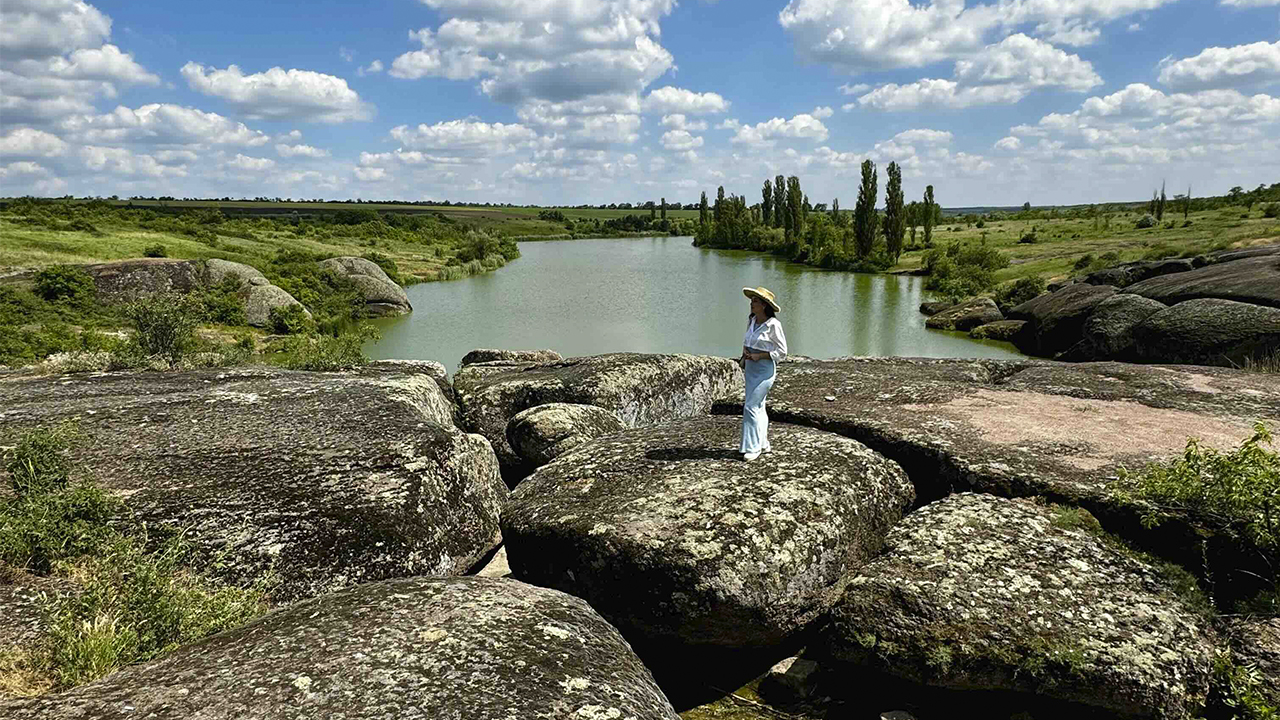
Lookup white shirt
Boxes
[743,316,788,363]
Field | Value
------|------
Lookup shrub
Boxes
[268,304,313,335]
[1183,220,1194,228]
[4,423,79,496]
[1073,254,1096,272]
[993,276,1047,312]
[1135,214,1156,229]
[33,266,95,304]
[1019,229,1038,244]
[280,324,379,371]
[1263,204,1279,219]
[122,295,201,364]
[196,278,246,326]
[142,244,167,258]
[361,252,403,285]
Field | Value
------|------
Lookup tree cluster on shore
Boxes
[691,161,943,273]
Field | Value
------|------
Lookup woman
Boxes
[739,286,787,461]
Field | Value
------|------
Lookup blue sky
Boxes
[2,0,1278,207]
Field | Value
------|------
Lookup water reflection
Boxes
[368,237,1022,371]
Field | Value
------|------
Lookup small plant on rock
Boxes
[122,294,201,365]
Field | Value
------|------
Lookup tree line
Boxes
[692,161,943,273]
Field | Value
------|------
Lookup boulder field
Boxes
[3,351,1277,718]
[927,244,1280,366]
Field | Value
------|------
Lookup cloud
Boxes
[80,145,187,177]
[0,127,70,157]
[1220,0,1280,6]
[225,154,275,172]
[731,113,829,146]
[57,103,272,147]
[1127,22,1141,31]
[811,106,834,118]
[642,87,730,114]
[660,129,704,151]
[893,128,953,145]
[339,46,354,62]
[778,0,1172,71]
[660,114,707,131]
[1157,41,1280,91]
[838,82,870,95]
[275,143,330,158]
[855,34,1101,110]
[357,60,384,76]
[181,62,374,123]
[0,2,159,127]
[354,166,388,182]
[389,0,678,107]
[995,136,1022,150]
[389,119,539,156]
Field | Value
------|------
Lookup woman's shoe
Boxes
[743,450,761,461]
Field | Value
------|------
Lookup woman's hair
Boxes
[747,302,776,321]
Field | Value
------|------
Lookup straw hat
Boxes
[742,286,781,314]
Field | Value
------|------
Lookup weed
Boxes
[1210,650,1279,720]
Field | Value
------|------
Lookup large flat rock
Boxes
[1131,298,1280,366]
[1125,255,1280,309]
[454,353,742,481]
[502,417,914,649]
[822,493,1216,719]
[715,357,1276,503]
[0,362,506,602]
[1,576,680,720]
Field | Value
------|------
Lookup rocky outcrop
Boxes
[502,417,914,649]
[1083,258,1199,288]
[0,362,506,602]
[506,402,626,469]
[1222,617,1280,709]
[461,348,564,366]
[1126,255,1280,309]
[205,258,311,327]
[968,319,1025,341]
[924,298,1003,332]
[1212,243,1280,263]
[1,577,680,720]
[709,357,1279,588]
[454,353,742,480]
[918,301,953,316]
[1131,298,1280,366]
[1007,283,1116,357]
[1069,293,1167,360]
[822,493,1216,719]
[320,257,412,317]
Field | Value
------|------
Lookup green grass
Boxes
[893,207,1280,284]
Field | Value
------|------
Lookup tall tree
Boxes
[853,160,879,259]
[1184,185,1191,220]
[883,161,905,259]
[831,197,839,222]
[788,176,804,243]
[922,185,936,248]
[906,201,919,247]
[715,186,725,222]
[649,202,656,221]
[803,193,811,215]
[761,181,773,228]
[660,197,667,222]
[774,175,786,227]
[699,191,709,226]
[1156,181,1167,221]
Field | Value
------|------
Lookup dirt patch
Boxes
[904,388,1256,469]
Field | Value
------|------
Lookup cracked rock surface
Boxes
[455,352,742,480]
[506,402,626,470]
[0,361,506,602]
[823,493,1216,719]
[0,576,680,720]
[502,416,914,648]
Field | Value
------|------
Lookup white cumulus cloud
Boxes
[1158,41,1280,91]
[731,113,829,146]
[0,127,70,157]
[642,87,730,115]
[275,143,331,158]
[660,129,704,151]
[181,62,374,123]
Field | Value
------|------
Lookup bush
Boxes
[142,244,167,258]
[33,266,95,304]
[360,252,403,285]
[1263,204,1279,219]
[122,295,201,364]
[4,423,79,496]
[280,325,379,371]
[268,304,313,335]
[993,276,1047,312]
[923,241,1010,303]
[1019,229,1038,244]
[1135,214,1156,229]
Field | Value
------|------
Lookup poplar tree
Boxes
[661,197,667,222]
[1156,181,1167,221]
[762,181,773,227]
[774,175,786,227]
[699,191,709,226]
[787,176,804,242]
[922,185,936,248]
[854,160,878,259]
[715,186,725,222]
[883,161,905,259]
[831,197,840,222]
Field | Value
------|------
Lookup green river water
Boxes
[367,236,1022,371]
